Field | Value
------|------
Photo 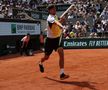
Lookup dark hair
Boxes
[27,33,30,36]
[47,4,56,11]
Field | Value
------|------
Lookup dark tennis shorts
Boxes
[44,36,62,55]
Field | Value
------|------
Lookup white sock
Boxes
[39,62,43,65]
[60,69,64,75]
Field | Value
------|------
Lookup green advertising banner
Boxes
[63,38,108,49]
[0,19,41,56]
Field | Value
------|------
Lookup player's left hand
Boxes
[62,26,66,33]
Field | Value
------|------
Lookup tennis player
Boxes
[39,5,69,80]
[20,33,30,56]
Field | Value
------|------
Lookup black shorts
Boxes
[44,37,62,55]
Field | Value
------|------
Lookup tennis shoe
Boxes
[60,73,69,80]
[39,64,44,73]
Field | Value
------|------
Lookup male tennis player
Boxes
[39,5,69,80]
[20,33,30,56]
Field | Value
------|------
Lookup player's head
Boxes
[27,33,30,37]
[27,33,30,35]
[47,5,56,15]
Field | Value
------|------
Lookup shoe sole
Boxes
[60,75,69,80]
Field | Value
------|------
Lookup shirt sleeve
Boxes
[47,15,55,23]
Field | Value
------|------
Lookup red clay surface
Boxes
[0,49,108,90]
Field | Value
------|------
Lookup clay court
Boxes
[0,49,108,90]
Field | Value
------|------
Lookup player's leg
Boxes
[54,37,69,80]
[39,54,49,73]
[20,43,25,56]
[57,47,69,80]
[20,41,24,55]
[25,46,29,56]
[57,47,64,69]
[39,50,53,73]
[39,37,53,73]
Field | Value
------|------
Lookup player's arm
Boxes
[21,37,25,48]
[21,41,25,48]
[59,16,65,24]
[47,15,65,30]
[44,28,47,32]
[54,19,65,29]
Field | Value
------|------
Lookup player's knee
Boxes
[41,55,49,62]
[58,47,63,51]
[44,55,49,60]
[57,47,64,54]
